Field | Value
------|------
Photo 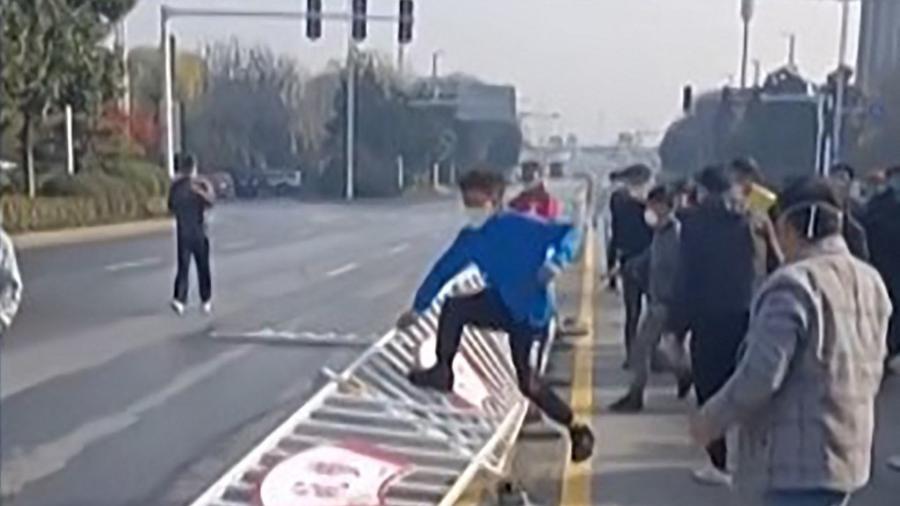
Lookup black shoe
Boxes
[569,424,595,463]
[408,366,453,392]
[608,392,644,413]
[677,376,694,400]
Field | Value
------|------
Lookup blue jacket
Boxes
[413,212,581,329]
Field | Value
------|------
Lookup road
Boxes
[0,199,462,506]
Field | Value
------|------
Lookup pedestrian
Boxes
[828,164,870,260]
[729,158,784,283]
[396,168,595,463]
[609,185,692,413]
[608,164,654,365]
[863,165,900,365]
[168,153,215,315]
[674,166,757,487]
[0,213,22,337]
[509,161,561,220]
[690,177,893,506]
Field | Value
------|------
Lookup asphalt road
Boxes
[0,198,463,506]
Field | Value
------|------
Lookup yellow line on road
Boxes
[560,228,596,505]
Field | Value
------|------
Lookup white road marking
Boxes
[388,243,410,255]
[103,257,163,272]
[221,240,256,252]
[325,262,358,278]
[0,347,250,495]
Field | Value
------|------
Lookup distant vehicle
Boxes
[204,172,235,199]
[549,162,565,179]
[230,169,303,198]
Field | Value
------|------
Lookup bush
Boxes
[5,160,171,233]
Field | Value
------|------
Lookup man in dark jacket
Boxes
[674,166,757,487]
[863,165,900,363]
[609,164,653,364]
[168,153,215,315]
[830,163,870,261]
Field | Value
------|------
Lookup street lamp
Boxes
[831,0,853,164]
[431,49,445,99]
[740,0,755,89]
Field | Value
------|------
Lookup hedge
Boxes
[1,161,170,234]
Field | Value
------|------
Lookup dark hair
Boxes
[729,157,764,183]
[647,185,674,207]
[830,163,856,180]
[459,168,506,194]
[622,164,652,184]
[775,177,843,240]
[886,166,900,178]
[175,153,197,174]
[696,165,733,194]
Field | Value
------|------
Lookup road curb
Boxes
[12,219,174,250]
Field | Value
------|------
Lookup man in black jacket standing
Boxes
[168,153,215,315]
[609,164,653,365]
[864,166,900,364]
[674,166,756,487]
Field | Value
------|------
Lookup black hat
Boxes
[696,166,733,194]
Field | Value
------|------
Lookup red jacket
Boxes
[509,184,561,220]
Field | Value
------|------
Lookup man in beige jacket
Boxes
[691,177,893,506]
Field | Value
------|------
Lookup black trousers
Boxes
[173,235,212,304]
[888,314,899,360]
[622,275,644,360]
[436,290,574,426]
[690,311,748,471]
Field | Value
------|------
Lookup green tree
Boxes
[1,0,135,196]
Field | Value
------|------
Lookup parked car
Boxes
[204,172,236,199]
[230,169,303,199]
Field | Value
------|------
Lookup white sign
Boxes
[260,443,411,506]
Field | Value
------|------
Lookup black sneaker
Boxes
[676,375,694,400]
[408,366,453,393]
[608,392,644,413]
[569,424,595,463]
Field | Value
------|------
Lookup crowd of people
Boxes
[605,159,900,506]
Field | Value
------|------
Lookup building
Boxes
[857,0,900,95]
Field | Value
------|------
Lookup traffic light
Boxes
[351,0,367,42]
[682,85,693,114]
[398,0,414,44]
[306,0,322,40]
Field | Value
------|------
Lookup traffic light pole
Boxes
[158,3,410,197]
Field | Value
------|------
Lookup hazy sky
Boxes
[125,0,861,143]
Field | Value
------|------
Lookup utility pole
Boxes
[161,8,176,179]
[832,0,851,165]
[431,50,444,99]
[346,42,356,201]
[65,105,75,176]
[740,0,755,89]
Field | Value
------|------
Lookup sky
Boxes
[124,0,862,144]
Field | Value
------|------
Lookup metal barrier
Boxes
[191,179,590,506]
[190,267,533,506]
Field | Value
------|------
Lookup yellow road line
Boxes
[560,228,596,505]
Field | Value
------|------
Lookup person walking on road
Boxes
[0,215,22,337]
[168,153,215,316]
[862,165,900,365]
[609,185,692,413]
[396,168,595,463]
[674,166,757,487]
[608,164,654,365]
[691,177,893,506]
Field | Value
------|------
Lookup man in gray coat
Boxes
[691,178,893,506]
[609,185,692,412]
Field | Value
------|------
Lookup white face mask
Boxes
[464,207,493,229]
[643,208,659,228]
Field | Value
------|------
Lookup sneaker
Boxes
[692,464,733,487]
[408,366,453,393]
[608,392,644,413]
[888,455,900,471]
[202,302,213,315]
[569,423,595,463]
[170,300,186,316]
[676,376,694,400]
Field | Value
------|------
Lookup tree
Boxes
[1,0,135,196]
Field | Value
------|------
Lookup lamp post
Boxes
[740,0,755,89]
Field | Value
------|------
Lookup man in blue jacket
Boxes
[396,169,595,463]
